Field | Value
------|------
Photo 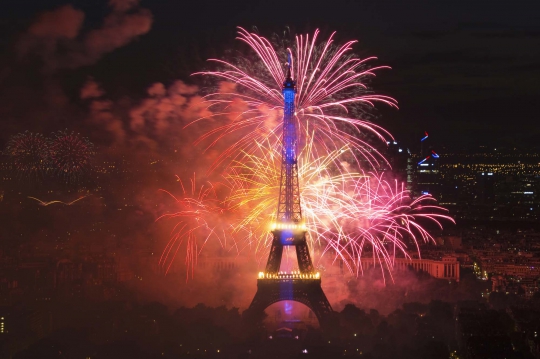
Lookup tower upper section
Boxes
[275,61,303,227]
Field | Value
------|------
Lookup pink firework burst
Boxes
[194,27,397,172]
[224,138,454,277]
[326,173,455,278]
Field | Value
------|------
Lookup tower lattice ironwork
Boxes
[245,60,334,330]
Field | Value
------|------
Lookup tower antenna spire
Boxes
[286,51,292,80]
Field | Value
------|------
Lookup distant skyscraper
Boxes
[414,131,441,198]
[476,172,496,204]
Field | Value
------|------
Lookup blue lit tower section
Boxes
[277,66,302,226]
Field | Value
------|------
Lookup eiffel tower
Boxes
[244,58,334,330]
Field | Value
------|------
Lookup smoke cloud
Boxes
[109,0,140,12]
[18,0,153,71]
[80,78,105,100]
[27,5,84,40]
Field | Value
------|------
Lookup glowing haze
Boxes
[157,28,454,280]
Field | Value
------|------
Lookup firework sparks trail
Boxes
[48,130,95,184]
[225,135,454,277]
[193,27,398,173]
[4,130,95,186]
[225,134,359,254]
[28,194,92,206]
[157,174,234,280]
[5,131,50,181]
[326,173,455,281]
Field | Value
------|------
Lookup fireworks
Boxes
[5,131,50,181]
[157,174,230,279]
[194,27,397,172]
[158,28,454,278]
[225,136,454,275]
[330,173,454,278]
[4,130,95,186]
[48,130,95,184]
[225,134,358,250]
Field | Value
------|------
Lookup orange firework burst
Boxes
[157,174,229,279]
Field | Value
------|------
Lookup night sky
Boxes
[1,0,539,149]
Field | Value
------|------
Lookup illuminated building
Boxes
[476,171,496,204]
[331,256,460,282]
[245,58,334,330]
